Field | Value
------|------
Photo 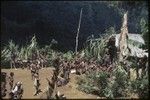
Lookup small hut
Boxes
[114,12,148,61]
[115,33,148,58]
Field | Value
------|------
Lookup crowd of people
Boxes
[51,51,117,88]
[1,36,148,99]
[1,36,118,99]
[10,50,48,70]
[1,72,23,99]
[1,53,148,99]
[1,50,48,99]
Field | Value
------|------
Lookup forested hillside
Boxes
[1,1,148,51]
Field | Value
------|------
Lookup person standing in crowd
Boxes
[8,72,14,91]
[33,72,41,96]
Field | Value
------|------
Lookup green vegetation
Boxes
[140,17,148,49]
[83,27,115,62]
[111,65,129,97]
[62,51,74,61]
[1,36,60,68]
[1,40,19,67]
[1,25,148,99]
[77,63,148,99]
[129,72,148,98]
[76,29,148,98]
[1,2,148,98]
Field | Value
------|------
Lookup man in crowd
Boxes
[102,49,111,68]
[10,52,17,69]
[34,72,42,96]
[8,72,14,91]
[10,81,23,99]
[30,62,36,80]
[1,72,7,97]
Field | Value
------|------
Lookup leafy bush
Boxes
[62,51,74,61]
[111,65,129,97]
[77,63,145,98]
[77,73,96,94]
[84,34,108,62]
[18,35,39,60]
[83,27,116,62]
[129,73,148,98]
[77,71,113,98]
[95,71,113,98]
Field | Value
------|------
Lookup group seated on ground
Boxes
[9,81,24,99]
[1,72,24,99]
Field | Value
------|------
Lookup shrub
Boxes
[111,65,129,97]
[84,34,108,62]
[129,74,148,98]
[62,51,74,61]
[95,71,113,98]
[77,71,113,98]
[83,27,116,62]
[77,59,148,99]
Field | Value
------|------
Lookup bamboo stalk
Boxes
[75,8,83,55]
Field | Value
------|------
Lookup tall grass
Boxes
[83,27,116,62]
[1,40,19,67]
[1,41,18,60]
[1,35,61,68]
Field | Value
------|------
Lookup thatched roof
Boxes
[127,34,145,44]
[114,33,148,58]
[128,44,148,58]
[115,33,145,47]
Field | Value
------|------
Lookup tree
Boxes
[118,12,129,62]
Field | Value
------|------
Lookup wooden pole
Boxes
[75,8,83,55]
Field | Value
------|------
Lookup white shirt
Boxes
[12,85,18,93]
[34,78,38,86]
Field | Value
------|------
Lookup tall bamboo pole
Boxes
[75,8,83,55]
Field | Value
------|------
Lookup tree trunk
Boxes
[118,12,129,62]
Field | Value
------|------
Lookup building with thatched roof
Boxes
[114,12,148,60]
[115,33,148,58]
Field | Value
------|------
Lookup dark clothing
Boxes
[103,54,110,67]
[9,76,14,90]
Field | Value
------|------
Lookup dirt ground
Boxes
[2,67,97,99]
